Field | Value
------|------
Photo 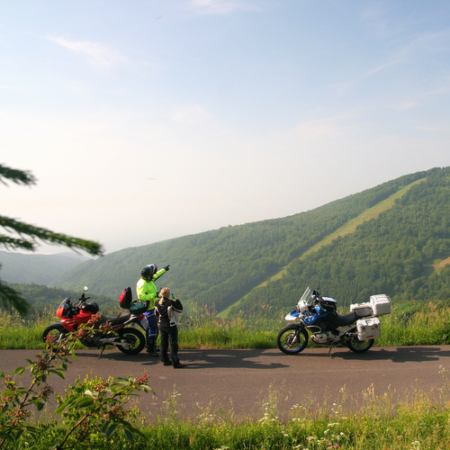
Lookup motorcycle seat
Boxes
[332,312,358,327]
[99,313,132,326]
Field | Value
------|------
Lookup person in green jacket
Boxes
[137,263,170,356]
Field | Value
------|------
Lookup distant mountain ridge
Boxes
[49,167,450,317]
[0,251,90,285]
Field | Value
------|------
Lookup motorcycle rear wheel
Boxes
[117,327,146,355]
[277,324,308,354]
[347,336,374,353]
[42,324,67,348]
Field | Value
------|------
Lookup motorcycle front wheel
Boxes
[347,335,374,353]
[42,323,67,348]
[117,327,146,355]
[277,324,309,354]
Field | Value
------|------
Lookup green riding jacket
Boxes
[136,268,167,310]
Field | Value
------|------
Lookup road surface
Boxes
[1,346,449,421]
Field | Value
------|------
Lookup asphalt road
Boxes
[1,346,450,421]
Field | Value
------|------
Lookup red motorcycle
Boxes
[42,286,149,356]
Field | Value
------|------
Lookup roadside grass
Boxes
[377,301,450,347]
[1,299,450,350]
[11,368,450,449]
[138,376,450,450]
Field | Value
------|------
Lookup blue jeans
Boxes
[144,308,158,340]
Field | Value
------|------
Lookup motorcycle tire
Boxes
[117,327,146,355]
[277,324,309,354]
[42,323,67,348]
[347,335,374,353]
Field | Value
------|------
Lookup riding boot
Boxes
[146,339,159,357]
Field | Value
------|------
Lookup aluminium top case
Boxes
[370,294,391,316]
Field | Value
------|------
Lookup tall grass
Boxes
[128,366,450,449]
[376,301,450,346]
[1,300,450,350]
[180,303,280,349]
[0,309,51,349]
[17,367,450,449]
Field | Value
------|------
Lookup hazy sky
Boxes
[2,0,450,255]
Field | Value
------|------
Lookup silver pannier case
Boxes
[357,317,381,340]
[350,302,373,317]
[370,295,391,316]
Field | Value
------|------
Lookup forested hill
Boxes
[53,167,450,317]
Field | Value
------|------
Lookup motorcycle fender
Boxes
[285,310,299,321]
[48,322,66,332]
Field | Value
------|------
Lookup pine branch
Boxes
[0,234,35,252]
[0,281,30,316]
[0,163,36,186]
[0,216,103,256]
[0,164,104,316]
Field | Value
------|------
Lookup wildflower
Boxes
[45,334,56,344]
[135,371,149,386]
[75,328,89,339]
[40,385,54,399]
[37,355,48,370]
[11,407,31,420]
[93,381,107,393]
[89,313,102,325]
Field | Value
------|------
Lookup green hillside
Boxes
[219,178,426,318]
[50,167,448,317]
[225,167,450,318]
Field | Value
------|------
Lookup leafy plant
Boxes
[0,320,153,449]
[0,327,79,448]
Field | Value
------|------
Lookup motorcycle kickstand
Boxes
[98,345,106,359]
[328,345,335,359]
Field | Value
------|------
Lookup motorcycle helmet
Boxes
[311,290,323,307]
[81,302,99,313]
[141,264,157,281]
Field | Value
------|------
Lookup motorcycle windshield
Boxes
[58,297,71,309]
[299,287,312,303]
[56,297,71,318]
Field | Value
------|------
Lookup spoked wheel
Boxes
[277,324,309,354]
[42,323,67,348]
[347,335,374,353]
[117,327,146,355]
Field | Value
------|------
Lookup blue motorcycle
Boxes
[277,287,391,355]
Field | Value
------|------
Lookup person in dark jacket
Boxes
[155,287,184,368]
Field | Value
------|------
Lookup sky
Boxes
[2,0,450,255]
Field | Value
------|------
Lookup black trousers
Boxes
[160,325,179,365]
